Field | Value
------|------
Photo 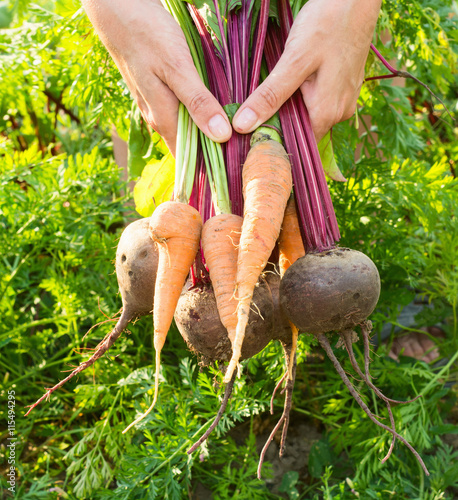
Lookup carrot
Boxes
[278,196,305,276]
[201,213,243,344]
[123,200,202,433]
[223,132,292,383]
[278,195,305,381]
[257,195,304,472]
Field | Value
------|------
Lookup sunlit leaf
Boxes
[318,131,347,182]
[134,153,175,217]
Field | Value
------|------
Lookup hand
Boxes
[232,0,382,143]
[81,0,232,155]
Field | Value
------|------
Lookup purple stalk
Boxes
[212,0,233,95]
[365,74,399,82]
[190,155,211,284]
[264,4,340,252]
[295,94,340,244]
[249,0,270,95]
[370,43,398,74]
[229,17,243,105]
[239,5,248,99]
[188,5,231,105]
[188,0,271,218]
[369,43,451,118]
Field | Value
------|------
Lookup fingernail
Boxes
[233,107,258,132]
[208,114,231,140]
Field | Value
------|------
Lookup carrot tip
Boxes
[223,359,240,384]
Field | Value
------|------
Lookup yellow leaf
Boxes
[134,153,175,217]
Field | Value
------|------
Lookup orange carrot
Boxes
[123,200,202,433]
[278,196,305,380]
[223,136,292,383]
[278,196,305,276]
[201,213,243,344]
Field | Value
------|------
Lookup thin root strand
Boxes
[25,310,131,417]
[258,347,296,479]
[318,334,429,476]
[187,373,236,454]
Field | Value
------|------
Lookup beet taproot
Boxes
[25,218,158,415]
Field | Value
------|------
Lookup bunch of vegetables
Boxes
[27,0,435,479]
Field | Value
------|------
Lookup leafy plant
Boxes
[0,0,457,499]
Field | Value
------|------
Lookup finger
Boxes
[232,48,317,134]
[162,56,232,144]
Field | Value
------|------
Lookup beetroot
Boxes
[275,246,429,475]
[25,218,158,415]
[115,217,158,319]
[280,248,380,334]
[174,277,275,366]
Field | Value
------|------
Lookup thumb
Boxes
[232,50,315,134]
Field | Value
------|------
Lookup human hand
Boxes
[232,0,381,143]
[81,0,232,155]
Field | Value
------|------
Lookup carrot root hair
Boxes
[258,341,296,479]
[122,350,161,434]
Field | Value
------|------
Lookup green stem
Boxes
[95,389,121,449]
[418,458,425,498]
[139,420,214,484]
[175,103,198,204]
[200,132,231,215]
[250,114,283,146]
[4,314,82,338]
[420,350,458,395]
[292,406,341,429]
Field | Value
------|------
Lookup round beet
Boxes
[276,248,430,475]
[280,247,380,334]
[174,278,275,365]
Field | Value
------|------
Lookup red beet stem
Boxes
[264,15,340,252]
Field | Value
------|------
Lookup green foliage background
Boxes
[0,0,457,498]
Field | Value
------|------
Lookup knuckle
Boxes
[187,90,212,116]
[257,84,281,111]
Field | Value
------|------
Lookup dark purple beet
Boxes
[280,247,380,334]
[174,278,275,365]
[277,247,429,475]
